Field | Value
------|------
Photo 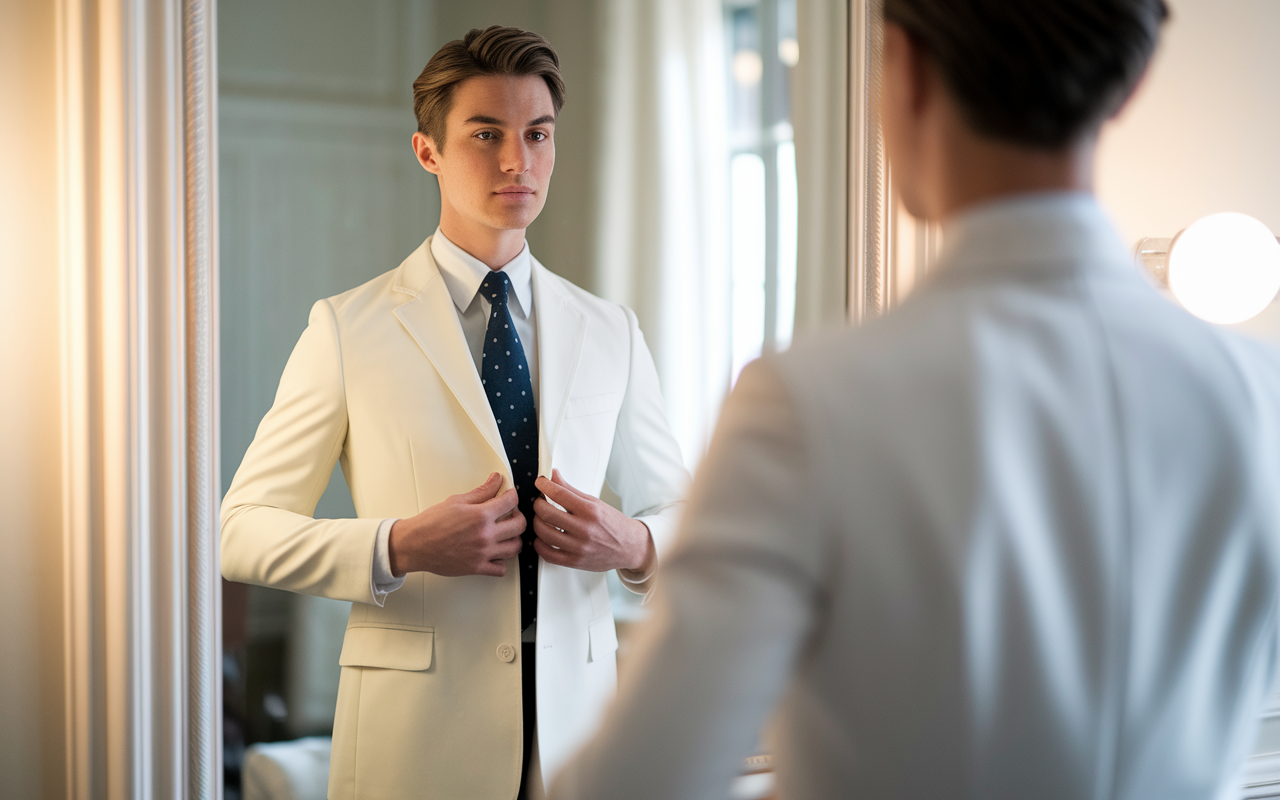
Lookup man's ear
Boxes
[891,24,936,117]
[880,22,935,221]
[882,24,912,118]
[412,131,442,175]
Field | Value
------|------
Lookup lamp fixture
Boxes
[1135,212,1280,325]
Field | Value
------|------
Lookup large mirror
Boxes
[216,0,850,796]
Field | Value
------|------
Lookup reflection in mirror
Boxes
[217,1,841,797]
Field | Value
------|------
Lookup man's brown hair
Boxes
[412,25,566,152]
[884,0,1168,149]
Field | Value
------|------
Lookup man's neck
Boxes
[940,144,1094,221]
[438,211,527,271]
[926,106,1096,221]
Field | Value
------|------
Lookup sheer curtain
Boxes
[793,0,850,334]
[594,0,730,470]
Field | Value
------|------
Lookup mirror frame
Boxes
[848,0,891,322]
[57,0,220,796]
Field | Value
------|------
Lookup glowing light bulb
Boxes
[1168,212,1280,325]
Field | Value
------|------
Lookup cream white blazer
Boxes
[554,194,1280,800]
[221,237,689,799]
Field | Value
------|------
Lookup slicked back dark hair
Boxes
[883,0,1168,149]
[413,25,566,152]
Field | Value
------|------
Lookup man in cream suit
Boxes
[555,2,1280,799]
[221,26,688,799]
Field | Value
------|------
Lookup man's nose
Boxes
[501,139,531,173]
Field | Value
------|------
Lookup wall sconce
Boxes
[1136,212,1280,325]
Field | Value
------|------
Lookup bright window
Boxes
[726,0,799,380]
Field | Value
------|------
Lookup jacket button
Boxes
[497,644,516,663]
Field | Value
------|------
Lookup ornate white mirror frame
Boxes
[57,0,220,796]
[847,0,888,321]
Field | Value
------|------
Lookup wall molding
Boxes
[58,0,220,797]
[216,0,399,103]
[219,94,413,139]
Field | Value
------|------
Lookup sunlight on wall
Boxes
[0,0,66,795]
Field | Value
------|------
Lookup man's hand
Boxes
[532,469,656,573]
[388,472,526,578]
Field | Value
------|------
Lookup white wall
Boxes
[0,0,67,796]
[1095,0,1280,343]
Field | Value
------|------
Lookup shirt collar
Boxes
[934,190,1132,280]
[430,227,533,318]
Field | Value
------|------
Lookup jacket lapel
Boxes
[392,239,509,472]
[531,259,587,476]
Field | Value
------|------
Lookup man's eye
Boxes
[476,131,496,141]
[529,132,546,142]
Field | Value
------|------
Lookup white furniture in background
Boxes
[242,737,332,800]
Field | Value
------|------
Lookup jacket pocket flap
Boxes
[588,614,618,663]
[565,392,621,419]
[339,625,434,671]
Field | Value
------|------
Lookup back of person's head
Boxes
[882,0,1168,149]
[412,25,566,152]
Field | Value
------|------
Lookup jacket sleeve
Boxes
[552,358,822,800]
[606,306,692,596]
[220,298,381,604]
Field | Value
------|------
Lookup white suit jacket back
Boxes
[555,193,1280,800]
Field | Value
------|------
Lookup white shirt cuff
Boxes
[370,518,406,605]
[616,518,659,601]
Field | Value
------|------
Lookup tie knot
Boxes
[480,271,511,307]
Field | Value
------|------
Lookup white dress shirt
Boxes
[369,229,538,602]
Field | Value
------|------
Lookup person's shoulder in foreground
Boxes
[549,1,1280,798]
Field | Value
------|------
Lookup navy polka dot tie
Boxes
[480,271,539,631]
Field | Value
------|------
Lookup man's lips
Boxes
[494,186,535,196]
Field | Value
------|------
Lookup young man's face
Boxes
[415,74,556,239]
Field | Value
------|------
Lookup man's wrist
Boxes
[629,519,656,573]
[388,519,409,577]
